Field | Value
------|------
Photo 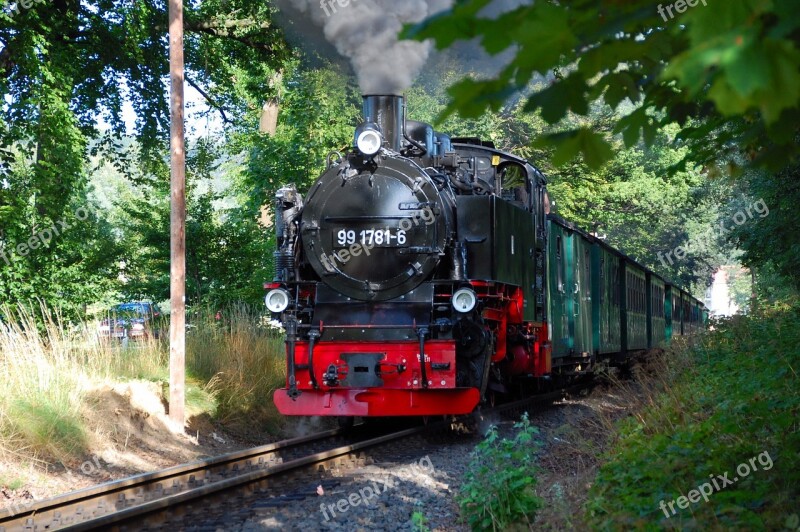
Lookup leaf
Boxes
[613,106,656,148]
[511,3,579,78]
[537,128,614,169]
[524,74,588,123]
[400,0,494,48]
[598,71,641,109]
[443,75,517,120]
[707,78,751,116]
[756,38,800,123]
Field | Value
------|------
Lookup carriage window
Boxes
[611,262,619,305]
[556,236,564,293]
[653,286,663,318]
[585,249,590,278]
[640,278,645,313]
[600,257,605,304]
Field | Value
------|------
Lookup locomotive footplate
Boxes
[273,388,481,417]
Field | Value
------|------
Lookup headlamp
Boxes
[452,288,477,313]
[265,288,291,313]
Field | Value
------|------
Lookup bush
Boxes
[459,413,543,531]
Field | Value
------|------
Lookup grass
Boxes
[0,474,24,491]
[0,302,286,466]
[585,305,800,530]
[185,304,287,435]
[0,304,92,463]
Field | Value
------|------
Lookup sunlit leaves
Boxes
[0,0,293,312]
[665,31,800,124]
[614,106,658,149]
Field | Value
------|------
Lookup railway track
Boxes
[0,383,591,531]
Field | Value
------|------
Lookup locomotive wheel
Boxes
[455,320,494,399]
[453,319,489,359]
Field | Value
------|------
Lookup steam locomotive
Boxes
[268,94,706,419]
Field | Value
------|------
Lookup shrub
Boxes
[459,413,543,531]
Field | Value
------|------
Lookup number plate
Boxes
[333,227,409,249]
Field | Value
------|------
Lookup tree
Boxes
[236,63,361,199]
[405,0,800,172]
[1,0,292,311]
[114,137,273,308]
[725,164,800,295]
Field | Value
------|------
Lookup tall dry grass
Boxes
[0,302,286,463]
[186,304,286,434]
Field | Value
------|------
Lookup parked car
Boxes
[98,302,163,340]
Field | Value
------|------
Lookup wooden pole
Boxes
[168,0,186,427]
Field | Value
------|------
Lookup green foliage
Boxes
[411,508,431,532]
[116,146,273,307]
[459,413,543,531]
[405,0,800,171]
[725,267,754,313]
[1,0,293,314]
[6,400,88,461]
[586,308,800,529]
[237,64,361,197]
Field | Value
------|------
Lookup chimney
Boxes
[362,95,404,152]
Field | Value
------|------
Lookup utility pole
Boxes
[168,0,186,427]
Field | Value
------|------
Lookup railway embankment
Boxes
[584,305,799,529]
[0,306,297,515]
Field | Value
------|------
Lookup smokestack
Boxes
[362,95,404,152]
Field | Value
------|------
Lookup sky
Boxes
[100,79,223,141]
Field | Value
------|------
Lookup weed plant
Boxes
[458,413,543,531]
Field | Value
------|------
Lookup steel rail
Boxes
[0,425,364,531]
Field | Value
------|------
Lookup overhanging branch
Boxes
[185,75,232,124]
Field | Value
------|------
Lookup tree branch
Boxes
[186,17,272,32]
[185,75,232,124]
